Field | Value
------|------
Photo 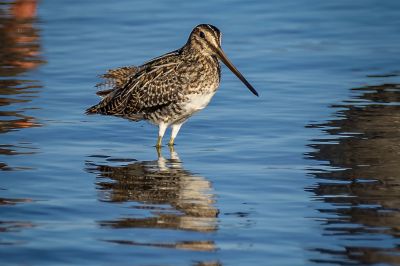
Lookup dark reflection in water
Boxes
[0,0,44,170]
[86,147,219,252]
[306,83,400,265]
[0,191,34,245]
[0,196,32,205]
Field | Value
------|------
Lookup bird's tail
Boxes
[85,104,144,121]
[85,104,100,115]
[86,88,117,115]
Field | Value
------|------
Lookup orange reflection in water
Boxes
[0,0,45,166]
[1,0,42,72]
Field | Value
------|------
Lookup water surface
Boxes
[1,0,400,265]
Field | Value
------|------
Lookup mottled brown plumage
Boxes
[95,66,139,95]
[86,24,258,147]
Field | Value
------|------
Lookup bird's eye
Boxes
[199,31,206,39]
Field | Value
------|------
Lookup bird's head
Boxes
[187,24,259,97]
[188,24,222,56]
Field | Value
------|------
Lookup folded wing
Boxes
[86,51,186,121]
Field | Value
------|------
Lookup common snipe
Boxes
[86,24,258,147]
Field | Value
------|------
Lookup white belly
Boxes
[185,92,215,113]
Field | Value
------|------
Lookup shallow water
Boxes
[1,0,400,265]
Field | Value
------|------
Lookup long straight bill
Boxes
[215,47,259,96]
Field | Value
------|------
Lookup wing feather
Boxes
[96,65,139,89]
[86,50,187,120]
[94,66,139,99]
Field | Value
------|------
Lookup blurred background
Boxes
[1,0,399,265]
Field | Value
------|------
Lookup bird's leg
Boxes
[156,136,162,148]
[169,123,183,146]
[168,144,176,155]
[169,145,180,161]
[156,122,168,148]
[156,145,162,158]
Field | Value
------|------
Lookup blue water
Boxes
[1,0,400,265]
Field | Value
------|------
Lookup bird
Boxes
[86,24,258,147]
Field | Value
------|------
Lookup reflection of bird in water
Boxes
[86,24,258,147]
[306,83,400,265]
[85,147,218,251]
